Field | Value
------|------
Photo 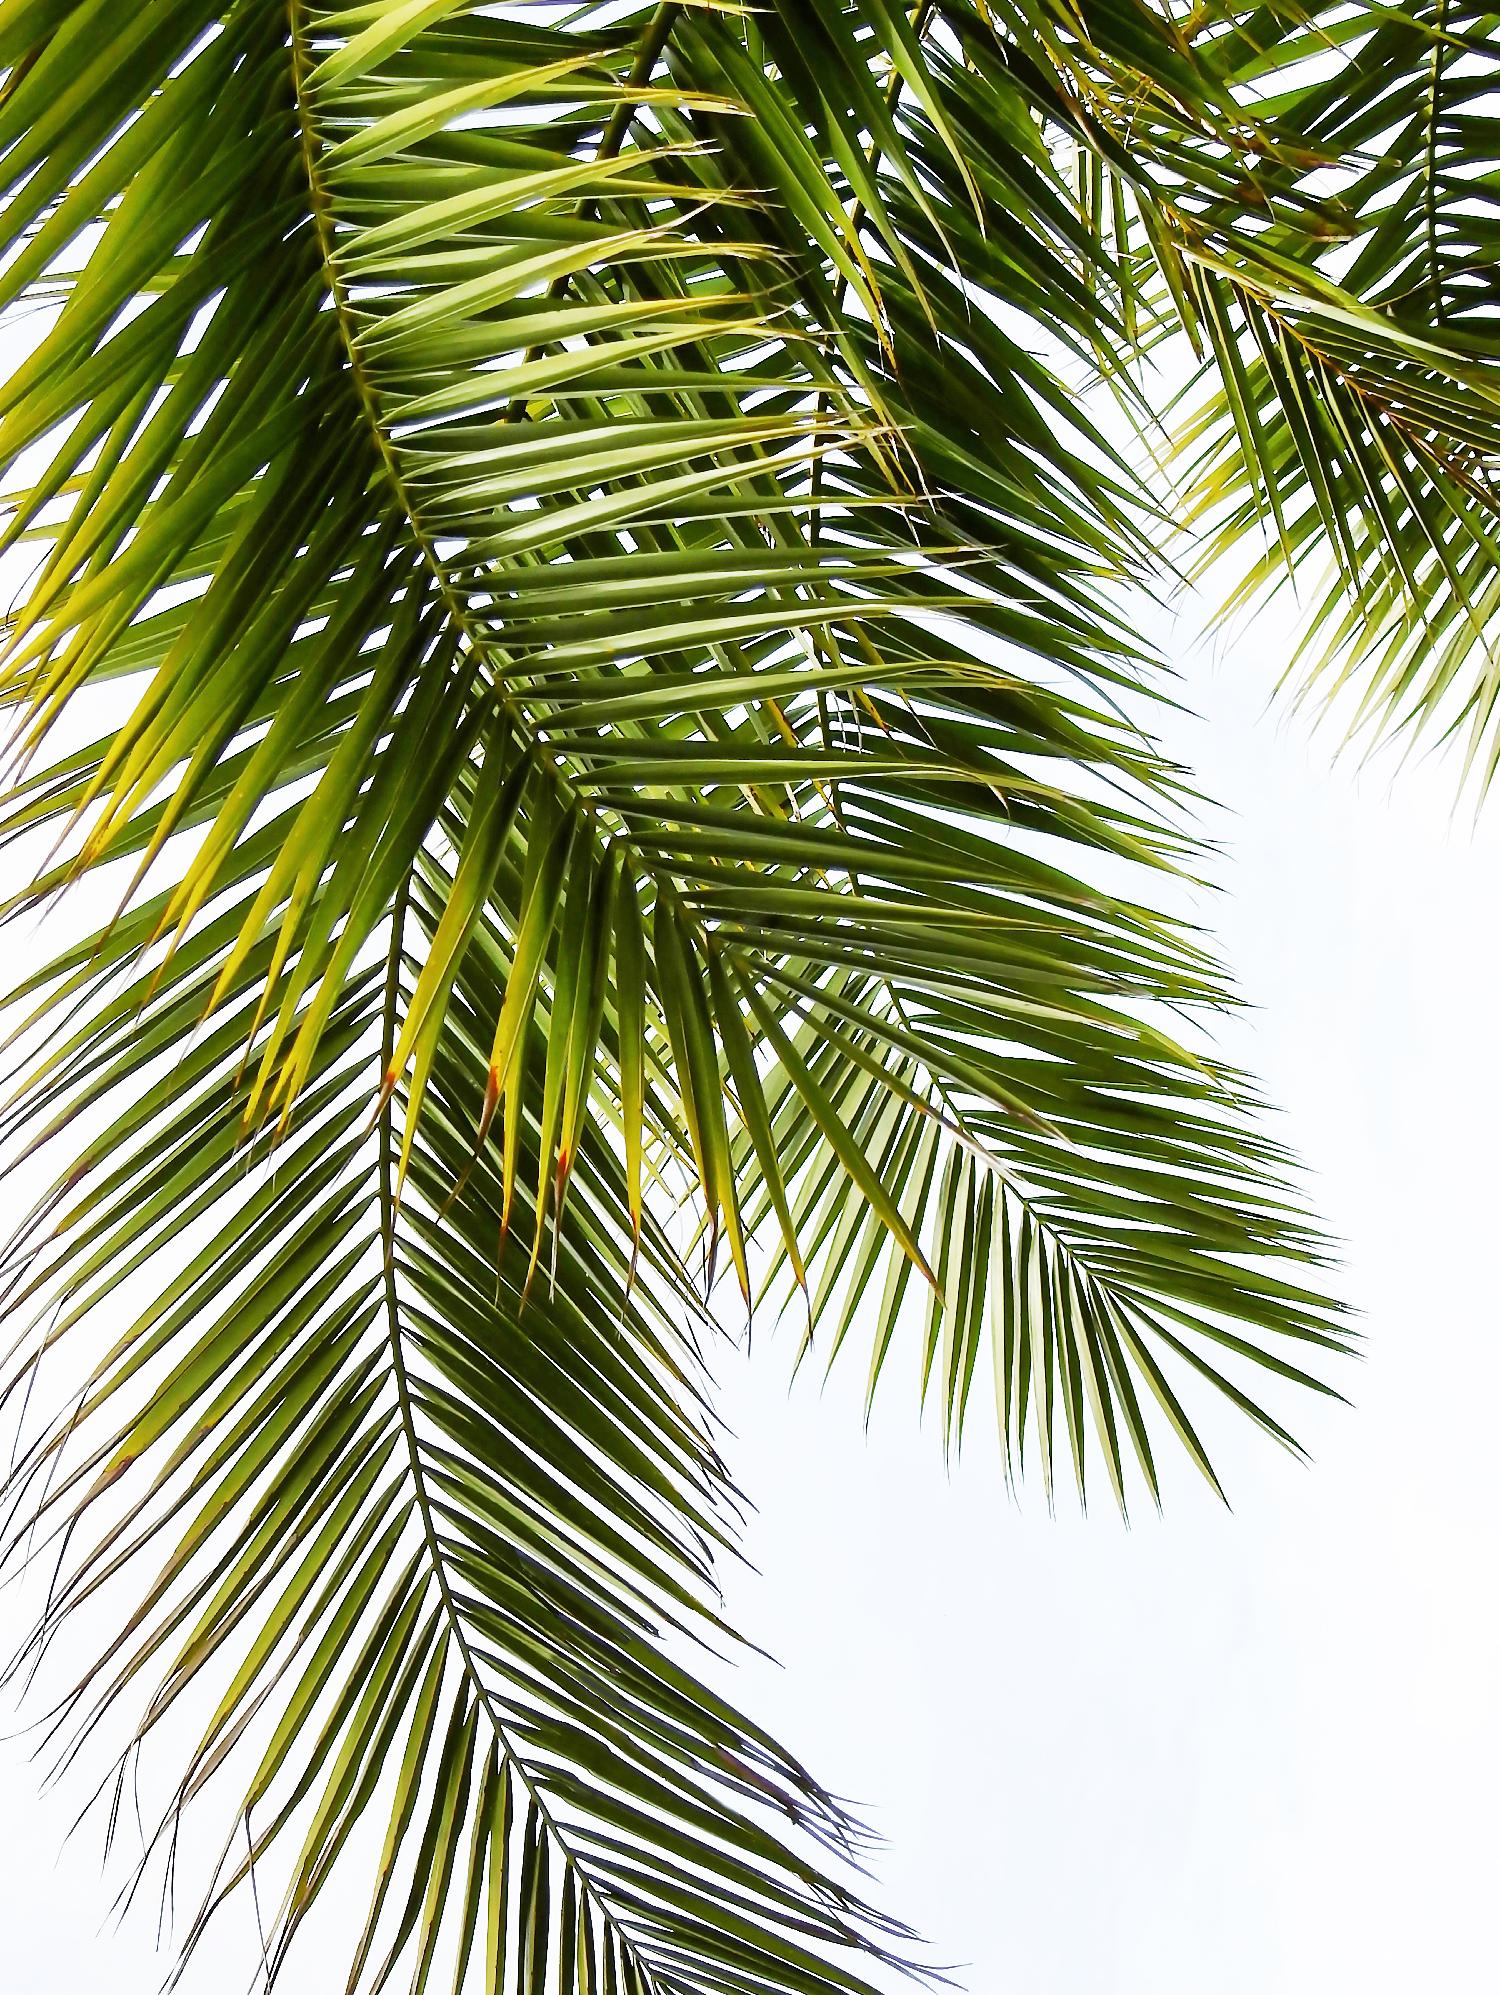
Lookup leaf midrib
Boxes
[375,872,672,1995]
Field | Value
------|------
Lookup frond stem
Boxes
[1424,0,1449,326]
[286,1,509,689]
[374,877,666,1991]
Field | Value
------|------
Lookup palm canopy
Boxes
[0,3,1492,1992]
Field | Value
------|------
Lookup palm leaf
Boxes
[1072,0,1500,787]
[0,4,1369,1991]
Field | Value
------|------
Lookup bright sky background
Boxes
[1,326,1498,1991]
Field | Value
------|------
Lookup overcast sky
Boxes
[2,548,1498,1984]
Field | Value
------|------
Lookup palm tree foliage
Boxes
[0,2,1492,1991]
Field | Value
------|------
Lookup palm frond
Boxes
[0,3,1366,1990]
[1075,1,1500,787]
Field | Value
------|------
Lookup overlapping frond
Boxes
[0,2,1371,1991]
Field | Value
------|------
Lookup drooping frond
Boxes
[0,3,1366,1991]
[1074,1,1500,787]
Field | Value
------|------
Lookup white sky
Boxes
[3,583,1497,1994]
